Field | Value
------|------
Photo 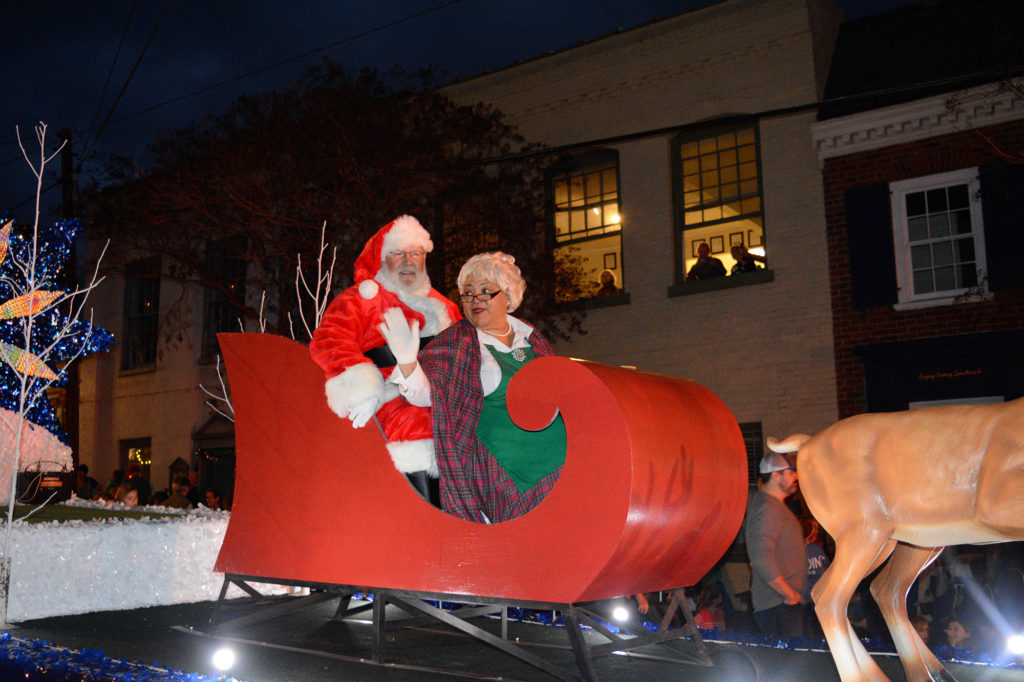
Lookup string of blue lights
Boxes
[0,217,113,443]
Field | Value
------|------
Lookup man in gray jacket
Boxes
[744,451,809,638]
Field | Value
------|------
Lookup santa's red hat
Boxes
[354,215,433,299]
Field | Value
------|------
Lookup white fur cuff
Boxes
[386,439,438,476]
[324,362,383,418]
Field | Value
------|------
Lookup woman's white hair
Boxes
[457,252,525,313]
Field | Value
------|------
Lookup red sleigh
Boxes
[212,332,749,679]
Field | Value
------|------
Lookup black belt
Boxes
[364,335,435,368]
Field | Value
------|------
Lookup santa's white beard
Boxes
[375,265,430,298]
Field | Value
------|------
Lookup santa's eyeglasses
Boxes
[388,250,426,261]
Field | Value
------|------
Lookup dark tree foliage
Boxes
[89,60,586,343]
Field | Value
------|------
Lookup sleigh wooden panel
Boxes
[214,332,747,604]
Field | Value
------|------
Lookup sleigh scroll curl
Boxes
[215,333,747,603]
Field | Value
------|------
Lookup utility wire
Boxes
[6,178,62,214]
[0,0,464,156]
[83,0,172,157]
[82,0,142,158]
[77,0,465,134]
[1,0,464,212]
[2,0,161,216]
[4,68,1018,216]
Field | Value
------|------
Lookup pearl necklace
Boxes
[480,321,512,339]
[482,321,527,361]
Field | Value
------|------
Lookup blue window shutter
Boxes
[845,182,897,308]
[980,164,1024,292]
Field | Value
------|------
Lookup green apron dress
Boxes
[474,344,567,493]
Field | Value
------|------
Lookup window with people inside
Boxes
[549,151,624,302]
[675,126,767,286]
[890,168,986,308]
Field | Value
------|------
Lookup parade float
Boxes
[209,331,750,680]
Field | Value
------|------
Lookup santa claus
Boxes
[309,216,461,494]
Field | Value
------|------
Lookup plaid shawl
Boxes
[418,318,560,523]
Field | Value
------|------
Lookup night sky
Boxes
[2,0,922,222]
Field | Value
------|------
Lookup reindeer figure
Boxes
[768,397,1024,682]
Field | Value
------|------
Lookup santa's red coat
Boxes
[309,280,461,473]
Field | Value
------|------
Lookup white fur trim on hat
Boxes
[380,215,433,260]
[385,438,438,476]
[358,279,379,300]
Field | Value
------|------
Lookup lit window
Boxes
[120,437,152,487]
[548,151,623,300]
[674,126,766,283]
[890,168,986,306]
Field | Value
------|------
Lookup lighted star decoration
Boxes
[0,217,113,443]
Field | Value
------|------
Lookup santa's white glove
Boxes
[378,307,420,365]
[347,395,380,429]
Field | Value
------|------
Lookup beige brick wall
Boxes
[443,0,841,440]
[444,0,834,142]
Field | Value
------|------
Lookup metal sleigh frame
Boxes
[207,574,714,680]
[209,333,752,680]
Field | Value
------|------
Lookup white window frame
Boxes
[890,168,987,310]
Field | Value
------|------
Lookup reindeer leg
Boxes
[815,527,895,682]
[871,545,954,682]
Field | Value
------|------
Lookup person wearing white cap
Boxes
[743,451,809,639]
[309,216,462,500]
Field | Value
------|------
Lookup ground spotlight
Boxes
[212,646,236,672]
[612,605,630,622]
[1007,634,1024,656]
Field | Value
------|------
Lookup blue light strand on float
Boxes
[0,217,114,444]
[0,631,220,681]
[499,608,1014,668]
[4,606,1003,676]
[352,593,1014,667]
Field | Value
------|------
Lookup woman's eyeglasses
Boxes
[460,291,502,302]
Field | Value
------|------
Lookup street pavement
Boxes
[10,596,1024,681]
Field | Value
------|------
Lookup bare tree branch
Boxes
[1,124,109,588]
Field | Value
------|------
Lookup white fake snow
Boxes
[6,497,288,622]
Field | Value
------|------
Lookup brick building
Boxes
[810,0,1024,417]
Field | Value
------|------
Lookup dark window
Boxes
[201,238,247,359]
[848,166,1020,310]
[891,169,985,306]
[122,258,160,370]
[740,421,764,487]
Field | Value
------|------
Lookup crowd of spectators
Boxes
[891,544,1024,658]
[73,464,229,511]
[626,462,1024,667]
